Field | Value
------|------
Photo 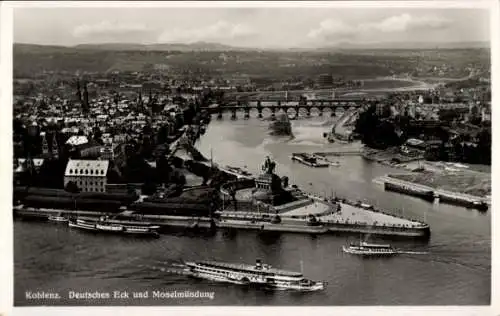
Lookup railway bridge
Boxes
[201,98,371,120]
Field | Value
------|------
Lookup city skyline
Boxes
[14,7,491,48]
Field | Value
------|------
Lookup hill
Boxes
[316,41,489,51]
[13,43,490,80]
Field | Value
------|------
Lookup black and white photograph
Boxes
[1,0,498,313]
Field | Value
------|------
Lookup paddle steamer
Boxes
[184,259,325,291]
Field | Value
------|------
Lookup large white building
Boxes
[64,159,109,193]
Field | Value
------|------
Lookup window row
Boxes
[77,181,105,186]
[68,169,105,175]
[80,187,105,193]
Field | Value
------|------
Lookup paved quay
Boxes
[279,200,331,217]
[317,203,425,228]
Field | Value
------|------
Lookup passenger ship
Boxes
[184,259,325,291]
[343,241,398,256]
[68,218,160,238]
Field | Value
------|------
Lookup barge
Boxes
[378,176,488,210]
[384,181,435,202]
[435,191,488,211]
[291,153,329,168]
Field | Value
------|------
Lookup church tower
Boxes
[137,90,143,108]
[51,134,59,158]
[25,154,34,177]
[41,132,49,155]
[76,80,82,103]
[83,82,89,113]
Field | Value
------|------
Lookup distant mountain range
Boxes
[74,41,244,51]
[14,41,246,53]
[319,41,490,50]
[14,40,490,53]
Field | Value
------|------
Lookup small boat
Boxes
[183,259,325,292]
[291,153,329,168]
[48,214,69,223]
[343,241,398,256]
[69,219,160,238]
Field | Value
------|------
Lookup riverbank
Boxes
[13,206,215,230]
[375,173,489,209]
[390,172,490,199]
[362,147,424,166]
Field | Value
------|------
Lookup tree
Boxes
[65,181,80,193]
[156,156,172,184]
[141,180,157,195]
[477,128,491,165]
[438,109,461,122]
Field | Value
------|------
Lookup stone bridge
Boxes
[201,98,370,120]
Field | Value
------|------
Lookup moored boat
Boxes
[329,161,340,167]
[384,181,435,202]
[48,213,69,223]
[68,218,160,238]
[183,259,325,291]
[291,153,329,168]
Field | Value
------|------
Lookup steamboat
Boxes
[68,218,160,238]
[183,259,325,291]
[343,241,398,256]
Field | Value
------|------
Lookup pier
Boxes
[313,150,362,157]
[376,175,489,210]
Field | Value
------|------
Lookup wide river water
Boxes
[14,114,490,306]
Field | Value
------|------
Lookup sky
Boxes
[13,6,491,48]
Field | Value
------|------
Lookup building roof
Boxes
[406,138,425,147]
[15,158,45,173]
[64,159,109,177]
[66,135,88,146]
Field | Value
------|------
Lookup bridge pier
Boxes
[202,98,362,121]
[271,107,276,120]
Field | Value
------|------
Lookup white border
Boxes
[1,1,498,316]
[0,1,14,315]
[4,0,495,9]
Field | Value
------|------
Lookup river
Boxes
[14,115,490,306]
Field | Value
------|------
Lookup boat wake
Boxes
[397,251,429,255]
[401,252,490,273]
